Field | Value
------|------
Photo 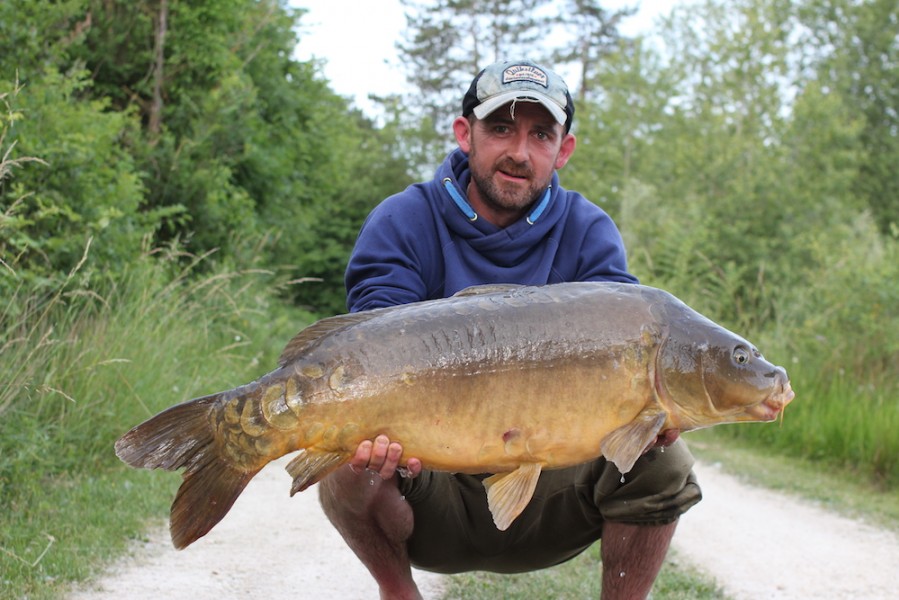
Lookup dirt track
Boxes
[69,458,899,599]
[671,462,899,599]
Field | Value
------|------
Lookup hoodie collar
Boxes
[439,149,557,227]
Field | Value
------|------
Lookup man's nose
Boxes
[507,130,530,162]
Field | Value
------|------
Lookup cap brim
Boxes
[472,91,567,126]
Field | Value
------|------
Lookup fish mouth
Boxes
[748,379,795,421]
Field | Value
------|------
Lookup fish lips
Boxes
[747,378,795,422]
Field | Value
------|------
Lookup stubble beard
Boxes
[468,154,547,217]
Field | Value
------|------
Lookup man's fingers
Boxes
[404,457,422,478]
[348,439,374,474]
[367,435,391,473]
[377,441,404,479]
[346,435,421,480]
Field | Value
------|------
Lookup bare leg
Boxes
[599,520,678,600]
[319,436,423,600]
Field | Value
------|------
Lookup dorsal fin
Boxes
[453,283,523,298]
[278,311,382,367]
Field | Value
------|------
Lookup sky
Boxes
[290,0,675,116]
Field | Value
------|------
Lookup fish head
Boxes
[655,304,795,430]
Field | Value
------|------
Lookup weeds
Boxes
[0,240,311,598]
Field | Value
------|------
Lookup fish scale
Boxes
[115,281,794,549]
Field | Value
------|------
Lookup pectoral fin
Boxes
[482,463,543,531]
[600,412,667,475]
[285,449,348,494]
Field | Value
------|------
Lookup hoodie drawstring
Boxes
[443,178,478,221]
[527,187,552,225]
[443,178,552,225]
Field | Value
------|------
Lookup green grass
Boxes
[0,251,313,599]
[710,359,899,489]
[441,544,728,599]
[686,429,899,533]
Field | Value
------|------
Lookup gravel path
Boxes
[69,458,899,599]
[68,458,445,599]
[672,461,899,600]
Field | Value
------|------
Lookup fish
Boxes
[114,281,794,549]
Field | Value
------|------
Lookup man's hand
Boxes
[347,435,423,481]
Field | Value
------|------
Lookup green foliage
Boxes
[738,211,899,485]
[2,0,899,592]
[0,71,167,300]
[568,0,898,487]
[287,107,417,314]
[1,1,414,316]
[0,0,87,80]
[799,0,899,234]
[0,247,310,597]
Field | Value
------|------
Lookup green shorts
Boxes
[398,438,701,574]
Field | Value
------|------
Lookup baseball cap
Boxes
[462,59,574,132]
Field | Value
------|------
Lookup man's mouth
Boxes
[498,169,529,182]
[496,160,532,182]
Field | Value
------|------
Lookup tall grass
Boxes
[0,244,312,599]
[628,204,899,490]
[712,360,899,488]
[710,214,899,488]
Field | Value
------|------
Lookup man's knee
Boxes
[595,439,702,525]
[319,470,415,543]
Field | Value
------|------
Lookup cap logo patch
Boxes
[502,65,548,88]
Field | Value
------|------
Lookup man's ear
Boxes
[555,133,577,170]
[453,116,473,153]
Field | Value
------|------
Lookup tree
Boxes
[393,0,556,165]
[0,70,157,297]
[1,1,416,315]
[563,34,677,213]
[398,0,555,116]
[799,0,899,234]
[606,0,805,328]
[552,0,637,102]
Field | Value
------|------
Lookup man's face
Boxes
[453,101,576,227]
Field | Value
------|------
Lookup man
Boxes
[319,59,701,600]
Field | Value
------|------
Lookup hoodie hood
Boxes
[435,149,569,269]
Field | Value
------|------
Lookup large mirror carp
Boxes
[115,282,794,549]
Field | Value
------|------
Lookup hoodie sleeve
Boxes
[576,215,640,284]
[549,192,639,284]
[345,190,439,313]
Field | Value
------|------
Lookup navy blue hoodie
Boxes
[345,149,637,312]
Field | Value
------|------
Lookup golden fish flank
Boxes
[114,281,795,549]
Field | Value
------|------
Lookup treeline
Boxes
[1,0,414,314]
[2,0,898,480]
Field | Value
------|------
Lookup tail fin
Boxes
[114,394,260,549]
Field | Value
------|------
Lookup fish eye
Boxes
[733,346,751,365]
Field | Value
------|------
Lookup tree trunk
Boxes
[148,0,168,142]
